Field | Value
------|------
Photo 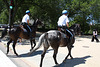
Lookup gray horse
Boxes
[29,29,75,67]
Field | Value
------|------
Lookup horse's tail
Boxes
[29,32,48,55]
[0,27,8,39]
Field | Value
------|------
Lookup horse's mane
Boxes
[69,23,81,35]
[70,24,78,29]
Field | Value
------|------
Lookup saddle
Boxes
[58,27,69,39]
[20,25,33,39]
[20,25,27,32]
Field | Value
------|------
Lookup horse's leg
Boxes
[30,39,36,51]
[53,48,59,64]
[69,47,73,59]
[12,40,18,56]
[63,46,73,62]
[67,46,73,59]
[30,39,33,51]
[33,39,36,48]
[6,39,12,55]
[40,44,49,67]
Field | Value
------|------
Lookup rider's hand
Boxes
[20,25,23,28]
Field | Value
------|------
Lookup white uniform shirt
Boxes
[22,14,29,23]
[57,15,69,26]
[93,31,97,35]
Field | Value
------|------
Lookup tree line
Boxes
[0,0,100,34]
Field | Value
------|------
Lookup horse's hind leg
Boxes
[40,45,49,67]
[6,39,12,55]
[12,41,18,56]
[67,46,73,59]
[69,48,73,59]
[53,48,59,64]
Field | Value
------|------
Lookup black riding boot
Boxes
[66,30,74,48]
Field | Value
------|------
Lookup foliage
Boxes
[29,0,63,29]
[0,0,100,34]
[0,9,8,24]
[0,0,8,24]
[65,0,100,33]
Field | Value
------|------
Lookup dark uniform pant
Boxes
[58,26,73,38]
[21,22,32,39]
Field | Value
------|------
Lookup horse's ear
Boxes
[36,19,39,22]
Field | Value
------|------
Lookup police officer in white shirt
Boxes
[21,10,32,38]
[57,10,73,42]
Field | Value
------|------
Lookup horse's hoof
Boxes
[63,60,66,63]
[30,49,32,51]
[71,57,73,59]
[17,55,21,57]
[28,52,31,56]
[6,53,8,55]
[70,56,73,59]
[30,48,33,51]
[54,64,59,67]
[16,54,19,57]
[71,45,74,48]
[56,62,59,65]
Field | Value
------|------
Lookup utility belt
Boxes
[21,22,28,26]
[58,26,73,37]
[20,22,32,32]
[58,26,68,29]
[58,26,67,33]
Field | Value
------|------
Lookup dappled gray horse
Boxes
[29,30,75,67]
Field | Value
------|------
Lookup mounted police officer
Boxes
[21,10,32,39]
[57,10,73,42]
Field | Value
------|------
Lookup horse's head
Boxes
[29,19,43,32]
[32,19,43,26]
[69,24,81,36]
[75,24,81,36]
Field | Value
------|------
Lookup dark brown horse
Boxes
[29,24,81,67]
[0,19,42,56]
